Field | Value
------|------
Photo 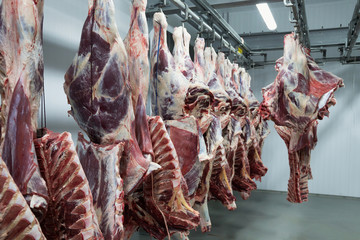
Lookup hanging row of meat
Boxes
[0,0,343,239]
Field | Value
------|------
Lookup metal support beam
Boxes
[189,0,251,53]
[242,27,350,51]
[344,0,360,62]
[284,0,311,49]
[211,0,283,9]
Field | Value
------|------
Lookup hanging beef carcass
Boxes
[247,112,270,181]
[204,48,231,129]
[77,133,123,239]
[0,158,46,240]
[204,116,236,210]
[151,12,190,120]
[0,0,48,217]
[201,51,235,210]
[64,0,131,144]
[224,60,247,116]
[171,29,215,232]
[191,37,215,133]
[0,0,44,139]
[221,59,247,183]
[172,26,195,82]
[144,116,200,237]
[121,94,158,240]
[173,28,213,131]
[124,0,150,109]
[238,68,269,181]
[64,0,155,194]
[34,130,103,239]
[260,33,344,203]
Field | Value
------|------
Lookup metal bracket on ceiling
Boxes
[284,0,311,49]
[343,0,360,63]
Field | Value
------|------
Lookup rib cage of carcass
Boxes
[260,33,344,203]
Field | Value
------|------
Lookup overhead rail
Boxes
[188,0,251,53]
[344,0,360,62]
[147,0,253,66]
[284,0,311,49]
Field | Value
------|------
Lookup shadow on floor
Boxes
[131,190,360,240]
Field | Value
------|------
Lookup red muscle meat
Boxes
[0,158,45,240]
[260,33,344,203]
[64,0,131,144]
[34,130,103,239]
[0,0,48,217]
[166,116,202,200]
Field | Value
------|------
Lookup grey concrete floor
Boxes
[131,190,360,240]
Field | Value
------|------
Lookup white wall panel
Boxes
[251,62,360,198]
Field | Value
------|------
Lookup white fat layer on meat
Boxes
[30,194,46,209]
[166,116,198,135]
[194,37,206,84]
[198,133,210,162]
[318,89,333,110]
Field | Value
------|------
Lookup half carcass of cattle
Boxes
[0,158,45,240]
[64,0,131,145]
[201,51,236,210]
[172,28,214,232]
[77,133,123,240]
[238,68,269,181]
[224,59,247,116]
[151,12,190,120]
[0,0,44,139]
[191,37,215,133]
[204,48,231,129]
[34,130,103,239]
[173,28,213,131]
[221,58,247,183]
[124,0,150,109]
[0,0,48,217]
[204,116,236,210]
[144,116,200,238]
[64,0,155,195]
[260,33,344,203]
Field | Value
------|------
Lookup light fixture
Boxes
[256,3,277,31]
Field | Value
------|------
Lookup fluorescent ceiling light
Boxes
[256,3,277,31]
